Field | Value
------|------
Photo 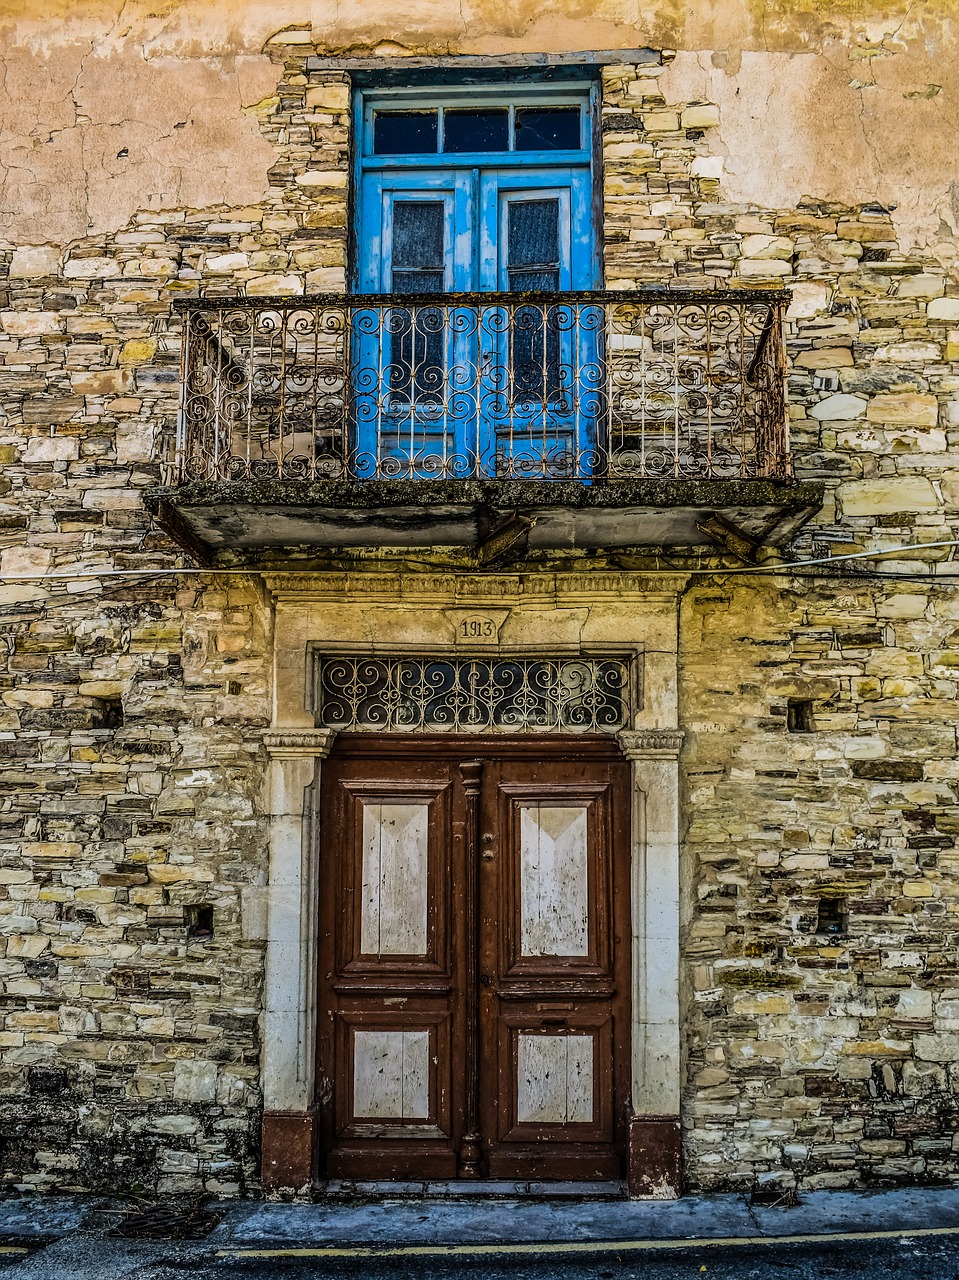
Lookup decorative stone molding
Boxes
[263,571,689,602]
[263,730,336,759]
[617,729,685,759]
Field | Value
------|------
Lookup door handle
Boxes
[481,833,495,861]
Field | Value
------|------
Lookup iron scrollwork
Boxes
[315,656,629,733]
[174,290,791,484]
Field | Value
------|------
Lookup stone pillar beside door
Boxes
[260,729,334,1192]
[618,729,683,1199]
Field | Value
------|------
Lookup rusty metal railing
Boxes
[173,291,790,483]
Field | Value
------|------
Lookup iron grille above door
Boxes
[315,656,629,733]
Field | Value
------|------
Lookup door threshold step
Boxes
[316,1180,627,1201]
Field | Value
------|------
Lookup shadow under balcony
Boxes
[148,290,824,561]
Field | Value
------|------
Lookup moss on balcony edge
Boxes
[146,476,825,514]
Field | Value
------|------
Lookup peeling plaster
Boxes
[0,1,957,252]
[660,28,959,255]
[0,36,277,245]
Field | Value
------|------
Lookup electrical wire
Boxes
[2,539,959,585]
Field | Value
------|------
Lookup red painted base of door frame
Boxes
[627,1115,682,1198]
[261,1109,316,1191]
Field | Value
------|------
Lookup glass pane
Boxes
[509,269,559,292]
[392,202,444,272]
[443,108,509,153]
[508,199,559,269]
[317,657,628,731]
[515,107,581,151]
[393,271,444,295]
[389,204,446,397]
[373,110,439,155]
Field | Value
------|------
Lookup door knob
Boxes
[480,973,492,987]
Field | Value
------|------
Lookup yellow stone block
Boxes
[842,1040,911,1055]
[903,880,934,896]
[119,338,158,365]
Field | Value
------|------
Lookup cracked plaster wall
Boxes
[0,2,957,254]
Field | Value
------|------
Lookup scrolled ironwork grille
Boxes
[315,657,629,733]
[174,291,790,484]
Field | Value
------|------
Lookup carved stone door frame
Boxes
[257,572,685,1197]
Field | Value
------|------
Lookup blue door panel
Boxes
[357,159,595,478]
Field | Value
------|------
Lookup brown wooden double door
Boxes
[317,735,631,1181]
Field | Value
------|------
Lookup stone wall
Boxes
[0,12,958,1194]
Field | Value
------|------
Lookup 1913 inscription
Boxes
[445,609,510,644]
[460,617,496,639]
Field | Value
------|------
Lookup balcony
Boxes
[150,291,823,560]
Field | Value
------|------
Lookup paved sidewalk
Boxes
[2,1184,959,1277]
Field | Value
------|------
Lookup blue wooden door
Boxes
[356,163,594,477]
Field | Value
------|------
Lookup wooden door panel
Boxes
[497,780,614,981]
[319,738,629,1183]
[319,756,461,1178]
[496,1011,614,1141]
[336,1010,452,1136]
[337,777,451,980]
[481,758,629,1180]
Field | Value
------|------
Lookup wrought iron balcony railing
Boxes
[174,291,790,484]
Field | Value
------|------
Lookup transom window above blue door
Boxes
[370,104,584,155]
[353,84,599,480]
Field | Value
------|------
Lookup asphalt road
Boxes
[6,1234,959,1280]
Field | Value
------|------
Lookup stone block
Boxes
[1,545,52,576]
[916,1035,959,1063]
[738,259,791,276]
[294,170,347,188]
[69,370,133,396]
[793,348,854,369]
[246,274,303,296]
[642,111,680,131]
[873,341,940,362]
[1,311,63,335]
[62,257,118,278]
[810,394,868,421]
[838,477,939,515]
[876,594,927,619]
[896,274,945,298]
[8,245,60,277]
[173,1060,218,1103]
[690,156,723,179]
[865,393,938,428]
[119,339,158,365]
[740,234,793,259]
[205,253,249,273]
[115,422,156,464]
[305,84,350,112]
[681,103,720,128]
[927,297,959,321]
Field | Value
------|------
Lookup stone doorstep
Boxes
[4,1186,959,1250]
[316,1178,627,1199]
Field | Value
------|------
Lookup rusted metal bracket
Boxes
[477,512,536,568]
[697,512,761,564]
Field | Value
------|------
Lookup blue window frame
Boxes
[353,84,600,479]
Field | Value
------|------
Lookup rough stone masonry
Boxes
[1,0,959,1196]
